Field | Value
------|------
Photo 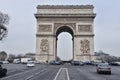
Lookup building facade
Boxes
[35,5,96,62]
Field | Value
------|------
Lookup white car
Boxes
[27,61,35,67]
[3,61,9,64]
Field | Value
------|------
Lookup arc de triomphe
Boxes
[35,5,96,62]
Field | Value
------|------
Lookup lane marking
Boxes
[34,69,46,75]
[66,68,70,80]
[35,72,40,75]
[25,69,47,80]
[54,68,62,80]
[25,75,34,80]
[54,68,70,80]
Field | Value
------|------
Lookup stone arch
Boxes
[35,5,96,63]
[54,23,76,36]
[56,26,74,37]
[55,26,74,60]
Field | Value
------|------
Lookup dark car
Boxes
[97,63,111,74]
[0,65,7,77]
[79,61,84,66]
[58,61,64,65]
[0,61,3,64]
[109,62,120,66]
[84,61,93,65]
[71,61,80,65]
[49,60,61,65]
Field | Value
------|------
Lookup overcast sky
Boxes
[0,0,120,60]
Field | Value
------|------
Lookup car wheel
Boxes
[3,69,7,73]
[3,73,6,76]
[109,71,111,74]
[97,71,100,74]
[97,70,99,73]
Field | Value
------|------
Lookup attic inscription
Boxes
[38,25,52,32]
[78,25,91,32]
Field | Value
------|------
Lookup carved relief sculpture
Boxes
[38,25,52,32]
[78,25,91,32]
[40,39,49,53]
[80,39,90,54]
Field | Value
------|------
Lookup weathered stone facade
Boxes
[35,5,96,62]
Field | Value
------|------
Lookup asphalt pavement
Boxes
[0,64,120,80]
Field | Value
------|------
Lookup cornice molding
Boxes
[35,14,96,18]
[76,54,95,56]
[37,5,94,9]
[36,34,55,37]
[74,34,94,37]
[36,34,94,37]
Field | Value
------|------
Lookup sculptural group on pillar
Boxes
[40,39,49,53]
[80,39,90,54]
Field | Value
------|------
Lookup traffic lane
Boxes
[76,65,120,80]
[54,68,69,80]
[83,65,120,80]
[1,66,47,80]
[68,65,89,80]
[1,64,30,77]
[2,64,26,71]
[28,65,62,80]
[102,66,120,80]
[1,64,120,80]
[77,65,106,80]
[2,64,46,77]
[1,64,47,80]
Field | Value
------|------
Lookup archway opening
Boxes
[56,26,74,61]
[57,32,73,61]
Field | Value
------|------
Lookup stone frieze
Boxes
[78,25,91,32]
[38,25,52,32]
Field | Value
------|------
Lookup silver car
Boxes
[97,63,111,74]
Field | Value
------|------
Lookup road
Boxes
[0,64,120,80]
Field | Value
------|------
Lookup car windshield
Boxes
[99,63,109,67]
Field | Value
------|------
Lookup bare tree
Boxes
[0,51,7,61]
[7,54,15,63]
[0,12,9,40]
